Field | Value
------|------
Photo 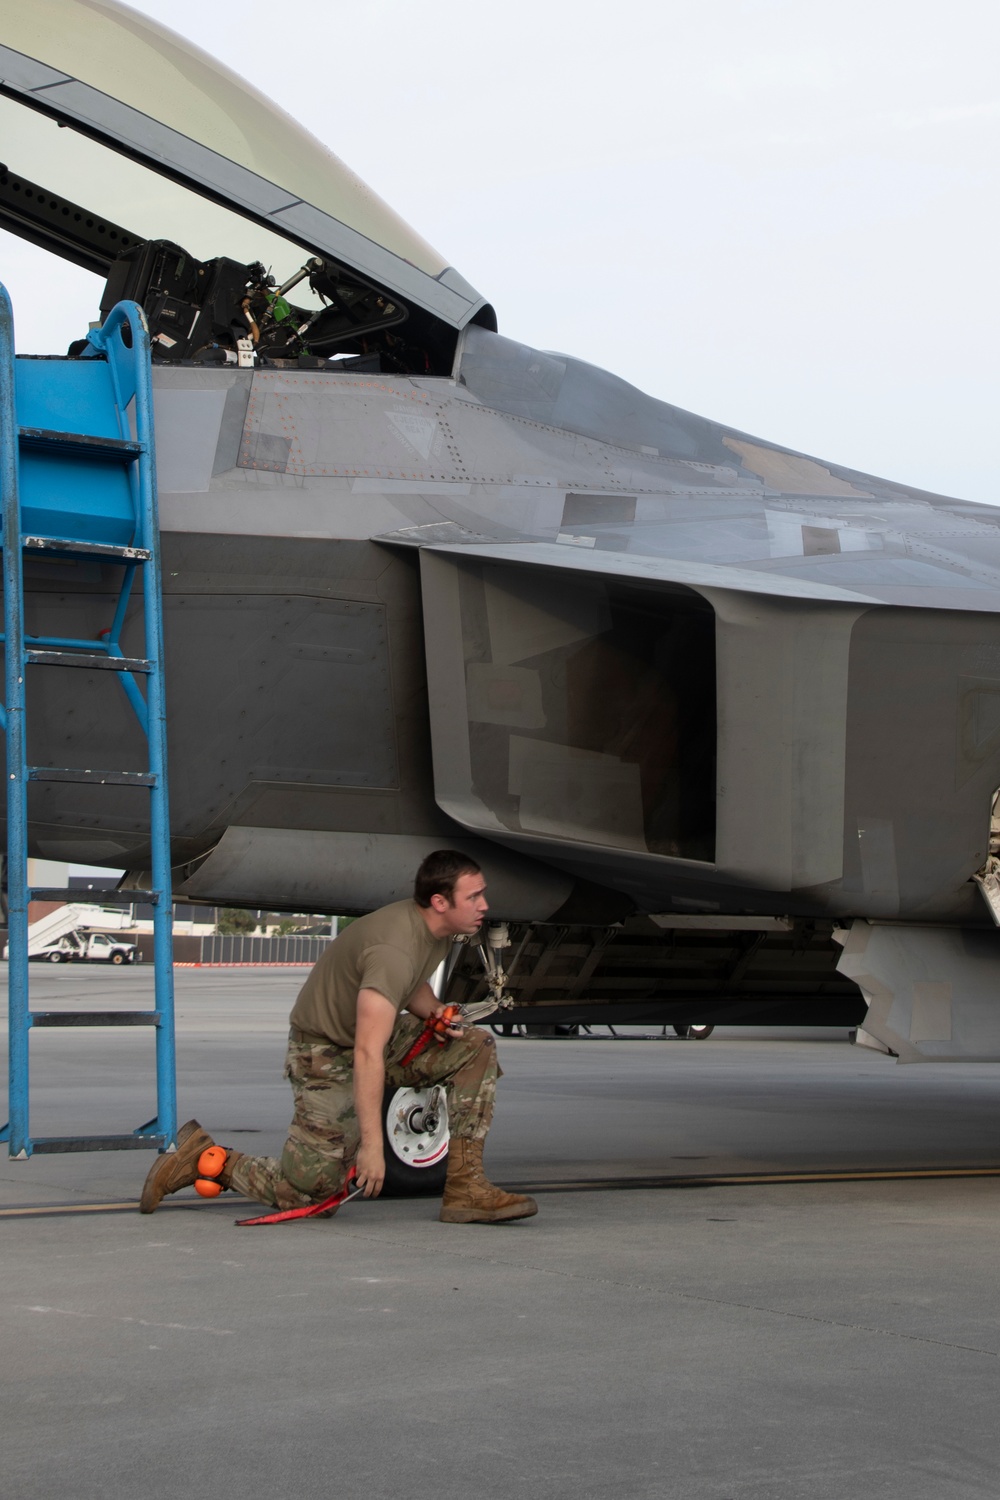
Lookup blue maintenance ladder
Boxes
[0,285,176,1158]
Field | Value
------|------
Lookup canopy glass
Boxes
[0,0,449,277]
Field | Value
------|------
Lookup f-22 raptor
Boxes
[4,0,1000,1061]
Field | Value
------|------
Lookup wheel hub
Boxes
[386,1085,450,1168]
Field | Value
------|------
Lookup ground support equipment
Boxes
[0,286,176,1158]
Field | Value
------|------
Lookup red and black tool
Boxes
[399,1004,461,1067]
[235,1166,362,1226]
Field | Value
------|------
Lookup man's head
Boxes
[414,849,488,937]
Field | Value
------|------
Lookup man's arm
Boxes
[405,981,439,1019]
[406,980,464,1034]
[353,987,397,1197]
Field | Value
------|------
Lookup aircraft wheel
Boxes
[673,1024,715,1039]
[380,1084,449,1197]
[47,950,63,964]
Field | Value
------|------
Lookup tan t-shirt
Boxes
[289,899,449,1048]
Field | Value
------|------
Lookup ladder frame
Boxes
[0,287,176,1158]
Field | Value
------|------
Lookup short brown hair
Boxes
[414,849,482,908]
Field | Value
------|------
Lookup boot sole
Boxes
[439,1201,538,1223]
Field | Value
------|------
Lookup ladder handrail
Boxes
[92,305,177,1141]
[85,302,157,730]
[0,284,30,1155]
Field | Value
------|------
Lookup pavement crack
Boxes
[340,1227,1000,1361]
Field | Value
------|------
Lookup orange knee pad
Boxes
[194,1144,228,1198]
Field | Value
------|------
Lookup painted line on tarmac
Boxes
[4,1165,1000,1217]
[0,1197,251,1218]
[509,1166,1000,1193]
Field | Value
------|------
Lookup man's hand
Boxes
[355,1141,386,1198]
[434,1002,465,1039]
[405,985,465,1037]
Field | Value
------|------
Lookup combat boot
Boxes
[439,1138,538,1223]
[139,1119,243,1213]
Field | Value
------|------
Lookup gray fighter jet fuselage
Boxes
[4,1,1000,1055]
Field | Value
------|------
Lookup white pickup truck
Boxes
[4,903,140,965]
[41,929,139,965]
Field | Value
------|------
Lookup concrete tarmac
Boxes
[3,967,1000,1500]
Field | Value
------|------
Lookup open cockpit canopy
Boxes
[0,0,492,371]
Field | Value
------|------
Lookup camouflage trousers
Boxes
[229,1013,500,1209]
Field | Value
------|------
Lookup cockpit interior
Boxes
[0,157,439,372]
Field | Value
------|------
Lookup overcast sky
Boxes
[4,0,999,502]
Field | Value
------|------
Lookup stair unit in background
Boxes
[0,286,176,1158]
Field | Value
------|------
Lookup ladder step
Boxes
[28,766,156,787]
[30,1012,159,1028]
[30,1135,166,1155]
[25,649,152,672]
[17,426,143,461]
[23,536,152,562]
[29,887,159,904]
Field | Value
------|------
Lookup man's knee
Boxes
[455,1024,503,1082]
[464,1024,499,1064]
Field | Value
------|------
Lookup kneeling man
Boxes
[140,850,537,1224]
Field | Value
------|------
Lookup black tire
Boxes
[47,950,63,964]
[673,1024,715,1039]
[380,1084,449,1198]
[110,951,125,965]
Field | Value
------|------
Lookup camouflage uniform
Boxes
[230,1012,500,1209]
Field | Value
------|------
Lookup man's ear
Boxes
[429,892,448,914]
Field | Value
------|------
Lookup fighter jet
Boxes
[4,0,1000,1060]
